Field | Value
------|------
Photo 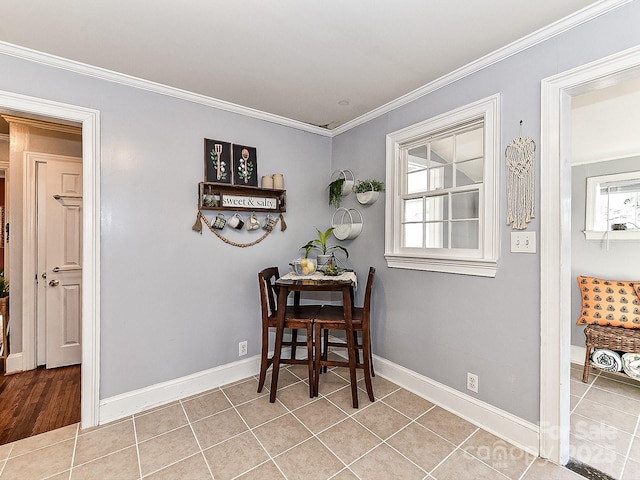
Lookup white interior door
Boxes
[37,156,83,369]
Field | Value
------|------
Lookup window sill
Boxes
[584,230,640,241]
[384,253,498,277]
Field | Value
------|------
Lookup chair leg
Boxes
[582,345,591,383]
[322,328,329,373]
[257,326,271,393]
[306,326,314,398]
[290,328,298,360]
[314,323,322,397]
[361,329,374,402]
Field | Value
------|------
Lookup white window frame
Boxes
[584,170,640,241]
[384,94,501,277]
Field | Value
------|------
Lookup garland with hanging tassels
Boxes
[192,210,286,247]
[505,121,536,230]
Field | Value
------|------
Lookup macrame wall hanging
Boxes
[505,121,536,230]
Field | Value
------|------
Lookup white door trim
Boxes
[539,44,640,464]
[0,89,101,429]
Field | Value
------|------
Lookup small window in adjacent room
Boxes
[384,94,500,277]
[585,170,640,240]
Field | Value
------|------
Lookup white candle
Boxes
[273,173,284,190]
[261,175,274,189]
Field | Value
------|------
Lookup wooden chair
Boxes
[313,267,375,408]
[257,267,321,396]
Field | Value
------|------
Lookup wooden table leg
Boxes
[269,286,288,403]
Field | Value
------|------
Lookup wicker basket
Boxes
[582,324,640,382]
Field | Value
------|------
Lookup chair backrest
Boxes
[361,267,376,323]
[258,267,280,319]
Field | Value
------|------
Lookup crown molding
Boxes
[0,133,8,143]
[0,0,630,139]
[330,0,632,136]
[1,114,81,135]
[0,42,332,138]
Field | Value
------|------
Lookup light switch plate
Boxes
[511,231,536,253]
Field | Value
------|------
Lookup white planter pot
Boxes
[356,191,379,205]
[316,254,332,267]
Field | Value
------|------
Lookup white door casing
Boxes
[6,90,101,429]
[41,157,83,368]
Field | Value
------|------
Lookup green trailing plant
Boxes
[328,178,345,208]
[301,227,349,259]
[353,179,385,194]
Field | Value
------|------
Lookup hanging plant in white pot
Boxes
[353,179,385,205]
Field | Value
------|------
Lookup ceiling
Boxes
[0,0,609,132]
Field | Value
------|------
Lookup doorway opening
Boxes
[0,89,100,432]
[540,45,640,465]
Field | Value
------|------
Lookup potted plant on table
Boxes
[301,227,349,267]
[353,179,385,205]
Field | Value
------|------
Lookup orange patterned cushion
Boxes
[577,276,640,329]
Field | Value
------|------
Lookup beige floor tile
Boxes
[9,423,77,457]
[325,384,372,411]
[382,388,435,419]
[462,429,535,479]
[585,385,640,414]
[0,443,12,461]
[275,381,316,410]
[349,443,426,480]
[273,437,345,480]
[569,395,581,411]
[629,435,640,462]
[570,433,625,479]
[316,370,351,396]
[573,397,638,434]
[622,458,640,480]
[235,396,289,428]
[221,377,268,406]
[570,413,632,455]
[287,363,315,381]
[569,379,589,397]
[191,408,248,449]
[594,375,640,398]
[144,453,213,480]
[252,413,312,457]
[235,460,285,479]
[1,438,74,480]
[138,425,200,476]
[416,406,477,445]
[360,375,399,399]
[387,422,455,472]
[181,390,232,422]
[317,418,381,465]
[328,469,360,480]
[134,403,188,442]
[48,471,72,480]
[203,431,269,480]
[331,366,365,383]
[266,368,306,392]
[352,401,411,440]
[521,457,585,479]
[70,445,139,480]
[432,449,506,480]
[293,397,347,433]
[571,366,594,383]
[74,418,136,466]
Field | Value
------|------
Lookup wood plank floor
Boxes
[0,365,80,445]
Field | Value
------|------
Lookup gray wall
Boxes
[1,0,639,424]
[571,157,640,346]
[0,53,331,398]
[330,1,640,423]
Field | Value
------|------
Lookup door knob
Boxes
[49,279,60,287]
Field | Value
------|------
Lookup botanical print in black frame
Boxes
[204,139,233,184]
[232,144,258,186]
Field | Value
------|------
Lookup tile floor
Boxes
[570,363,640,479]
[0,364,585,480]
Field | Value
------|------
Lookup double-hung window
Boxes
[385,94,500,277]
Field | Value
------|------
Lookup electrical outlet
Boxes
[467,372,478,393]
[239,341,248,356]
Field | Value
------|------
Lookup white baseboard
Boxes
[99,355,261,424]
[373,355,540,456]
[5,352,23,374]
[99,350,539,456]
[571,345,586,365]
